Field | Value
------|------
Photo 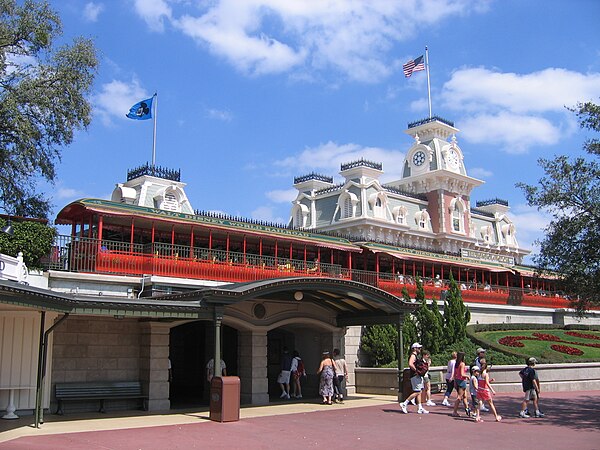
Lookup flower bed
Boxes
[498,336,529,347]
[550,344,584,356]
[532,332,561,341]
[565,331,600,341]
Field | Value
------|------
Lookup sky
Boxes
[45,0,600,258]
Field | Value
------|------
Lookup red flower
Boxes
[498,336,529,347]
[550,344,583,356]
[532,332,561,341]
[565,331,600,341]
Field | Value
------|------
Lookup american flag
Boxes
[403,55,425,78]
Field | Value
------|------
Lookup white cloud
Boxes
[83,2,104,22]
[443,68,600,114]
[92,79,150,125]
[250,205,286,224]
[205,108,234,122]
[134,0,490,81]
[468,167,493,179]
[56,187,85,200]
[274,141,405,182]
[460,112,561,154]
[266,189,296,203]
[442,67,600,152]
[133,0,172,32]
[509,203,551,254]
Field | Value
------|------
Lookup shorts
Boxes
[455,379,467,390]
[423,373,430,383]
[411,375,424,392]
[523,388,538,401]
[277,370,291,384]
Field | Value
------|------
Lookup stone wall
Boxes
[51,316,142,413]
[355,362,600,396]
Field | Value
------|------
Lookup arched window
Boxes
[392,205,408,225]
[292,203,309,228]
[368,192,388,219]
[480,225,493,243]
[501,223,517,247]
[339,191,359,220]
[154,187,183,212]
[448,196,466,233]
[414,210,430,231]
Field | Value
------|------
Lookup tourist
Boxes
[473,348,490,412]
[277,347,293,399]
[290,350,305,399]
[477,361,502,421]
[399,343,429,414]
[519,357,544,418]
[452,352,470,417]
[317,351,335,404]
[333,348,348,403]
[470,365,482,422]
[422,349,436,406]
[206,358,227,382]
[442,351,457,406]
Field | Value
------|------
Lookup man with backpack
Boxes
[400,342,429,414]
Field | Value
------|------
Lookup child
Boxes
[442,351,457,406]
[470,366,481,421]
[422,350,435,406]
[477,362,501,421]
[519,357,544,418]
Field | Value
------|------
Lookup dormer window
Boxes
[414,210,430,231]
[338,191,359,220]
[153,186,184,212]
[480,225,493,243]
[292,203,309,228]
[368,192,388,219]
[392,205,408,225]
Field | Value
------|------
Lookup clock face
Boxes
[413,150,426,167]
[447,149,459,168]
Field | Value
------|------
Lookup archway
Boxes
[169,321,238,408]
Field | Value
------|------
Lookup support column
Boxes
[238,330,269,405]
[340,326,360,395]
[140,322,171,411]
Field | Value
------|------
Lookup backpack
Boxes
[414,357,429,376]
[296,358,306,377]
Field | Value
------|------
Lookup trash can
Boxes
[209,376,240,422]
[401,368,412,402]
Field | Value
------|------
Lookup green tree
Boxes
[360,324,397,366]
[413,277,444,353]
[401,313,417,358]
[0,217,55,268]
[428,297,445,353]
[517,101,600,312]
[0,0,98,218]
[443,273,469,345]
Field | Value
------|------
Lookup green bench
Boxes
[428,370,446,393]
[55,381,147,415]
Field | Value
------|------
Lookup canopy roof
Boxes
[0,277,415,326]
[56,199,360,252]
[359,241,516,273]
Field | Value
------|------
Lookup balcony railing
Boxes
[40,235,574,310]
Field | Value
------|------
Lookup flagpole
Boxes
[425,46,432,119]
[152,92,157,167]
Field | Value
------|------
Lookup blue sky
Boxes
[48,0,600,256]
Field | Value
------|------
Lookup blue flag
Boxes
[126,96,153,120]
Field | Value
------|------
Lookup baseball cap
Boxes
[528,357,538,364]
[477,347,486,353]
[472,365,481,372]
[411,343,423,349]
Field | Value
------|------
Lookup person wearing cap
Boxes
[470,365,482,422]
[519,357,544,418]
[399,343,429,414]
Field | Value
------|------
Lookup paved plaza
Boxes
[1,391,599,449]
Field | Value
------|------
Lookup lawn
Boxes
[479,329,600,363]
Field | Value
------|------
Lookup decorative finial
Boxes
[414,133,420,144]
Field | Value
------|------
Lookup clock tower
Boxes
[386,117,483,237]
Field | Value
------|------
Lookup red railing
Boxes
[44,235,576,310]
